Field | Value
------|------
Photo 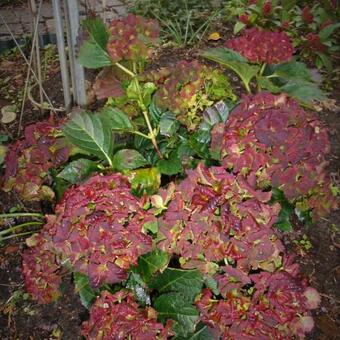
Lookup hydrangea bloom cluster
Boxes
[157,163,282,275]
[226,28,294,64]
[82,290,168,339]
[22,233,62,304]
[150,60,236,129]
[2,120,69,201]
[106,14,159,63]
[210,92,337,219]
[196,260,320,339]
[44,173,154,287]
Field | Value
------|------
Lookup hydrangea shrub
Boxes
[21,169,321,338]
[2,119,69,201]
[210,92,337,219]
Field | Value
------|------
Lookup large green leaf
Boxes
[319,22,340,42]
[74,272,96,309]
[154,292,199,337]
[201,47,247,63]
[280,80,326,103]
[112,149,149,171]
[150,268,203,303]
[271,61,312,82]
[62,112,114,167]
[133,250,170,283]
[78,17,112,68]
[57,158,98,184]
[201,48,259,92]
[99,107,133,132]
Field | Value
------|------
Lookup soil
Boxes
[0,23,339,340]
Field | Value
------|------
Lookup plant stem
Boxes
[0,221,43,236]
[259,63,267,76]
[115,61,162,159]
[132,130,150,139]
[1,231,37,241]
[244,81,252,94]
[115,62,135,77]
[0,212,44,219]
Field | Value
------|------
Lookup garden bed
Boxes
[0,1,339,339]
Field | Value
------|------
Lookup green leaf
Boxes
[233,21,246,34]
[125,271,151,306]
[150,268,203,303]
[133,249,170,283]
[62,112,114,167]
[174,323,213,340]
[142,82,157,107]
[112,149,148,171]
[315,52,332,72]
[200,101,232,131]
[57,159,98,184]
[0,134,9,142]
[204,276,219,295]
[74,272,96,309]
[99,106,133,131]
[157,154,183,176]
[0,145,7,166]
[83,17,109,49]
[270,188,294,232]
[257,76,281,93]
[154,292,199,337]
[201,48,259,92]
[149,100,163,124]
[201,47,247,63]
[280,80,326,103]
[271,61,312,82]
[128,167,161,195]
[319,22,340,42]
[160,112,180,137]
[78,17,112,68]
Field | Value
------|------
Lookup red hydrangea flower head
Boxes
[82,290,167,339]
[210,92,337,219]
[196,267,320,338]
[157,163,281,275]
[45,173,154,287]
[226,28,294,64]
[2,119,70,201]
[107,13,159,63]
[22,233,62,304]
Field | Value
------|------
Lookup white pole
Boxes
[52,0,72,111]
[64,0,87,106]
